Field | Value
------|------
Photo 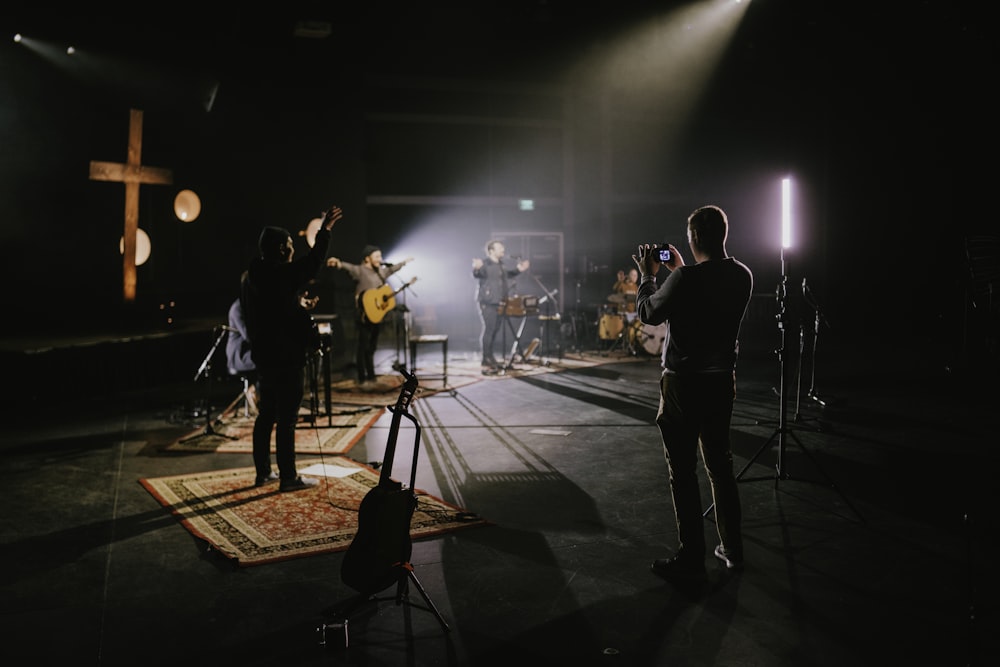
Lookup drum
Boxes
[498,295,539,316]
[598,313,625,340]
[631,322,666,355]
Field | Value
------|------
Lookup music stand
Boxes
[179,326,238,443]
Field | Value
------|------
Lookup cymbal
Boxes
[607,293,626,304]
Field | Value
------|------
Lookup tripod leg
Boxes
[406,569,451,632]
[703,428,780,517]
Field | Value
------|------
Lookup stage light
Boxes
[66,46,75,55]
[14,33,22,43]
[781,177,792,249]
[120,228,151,266]
[300,216,322,247]
[173,189,201,222]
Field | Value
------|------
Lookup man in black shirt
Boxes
[241,205,342,492]
[634,205,754,581]
[472,240,529,374]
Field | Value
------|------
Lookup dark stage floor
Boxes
[1,326,996,666]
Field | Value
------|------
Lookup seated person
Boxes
[226,296,257,412]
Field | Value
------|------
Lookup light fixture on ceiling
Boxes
[293,20,332,39]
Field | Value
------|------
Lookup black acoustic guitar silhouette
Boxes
[322,366,450,644]
[341,366,420,595]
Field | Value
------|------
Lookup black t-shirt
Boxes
[636,257,754,373]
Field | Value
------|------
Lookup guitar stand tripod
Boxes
[705,259,863,524]
[318,368,449,648]
[318,560,450,649]
[179,326,238,444]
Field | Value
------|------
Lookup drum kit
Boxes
[597,292,665,355]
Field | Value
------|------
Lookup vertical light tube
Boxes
[781,176,792,249]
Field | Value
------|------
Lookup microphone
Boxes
[802,278,817,306]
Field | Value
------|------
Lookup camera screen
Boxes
[658,248,671,262]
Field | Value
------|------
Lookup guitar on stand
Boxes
[359,277,418,324]
[321,365,449,647]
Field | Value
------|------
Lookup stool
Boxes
[409,334,448,386]
[237,375,257,417]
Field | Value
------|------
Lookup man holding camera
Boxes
[633,204,753,583]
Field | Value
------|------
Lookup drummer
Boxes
[612,267,639,316]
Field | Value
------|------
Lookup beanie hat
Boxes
[361,244,380,259]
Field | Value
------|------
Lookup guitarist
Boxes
[327,245,414,390]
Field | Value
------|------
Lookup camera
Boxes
[651,244,671,262]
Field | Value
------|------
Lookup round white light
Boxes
[119,228,152,265]
[174,189,202,222]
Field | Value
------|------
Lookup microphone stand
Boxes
[704,248,862,523]
[180,326,239,443]
[530,274,560,363]
[791,279,824,430]
[802,279,833,408]
[391,279,414,373]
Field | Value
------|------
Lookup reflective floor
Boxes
[1,326,996,666]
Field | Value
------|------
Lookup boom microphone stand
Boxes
[706,249,863,522]
[179,326,238,443]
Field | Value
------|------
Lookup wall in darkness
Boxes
[1,1,994,373]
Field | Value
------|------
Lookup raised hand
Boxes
[322,205,343,230]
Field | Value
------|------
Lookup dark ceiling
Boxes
[1,0,995,346]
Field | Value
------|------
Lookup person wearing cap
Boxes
[327,245,414,389]
[241,205,342,492]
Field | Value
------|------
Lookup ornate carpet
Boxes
[165,407,384,454]
[140,458,490,567]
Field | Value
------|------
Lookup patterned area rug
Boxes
[165,408,384,455]
[140,458,490,566]
[269,351,642,408]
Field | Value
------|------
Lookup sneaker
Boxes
[254,471,279,487]
[650,553,706,581]
[279,476,319,492]
[714,544,744,570]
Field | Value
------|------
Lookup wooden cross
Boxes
[90,108,173,302]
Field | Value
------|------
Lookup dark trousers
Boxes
[253,364,305,481]
[479,303,502,364]
[356,318,381,382]
[655,370,743,559]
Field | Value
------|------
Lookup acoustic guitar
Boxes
[359,277,418,324]
[341,367,420,596]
